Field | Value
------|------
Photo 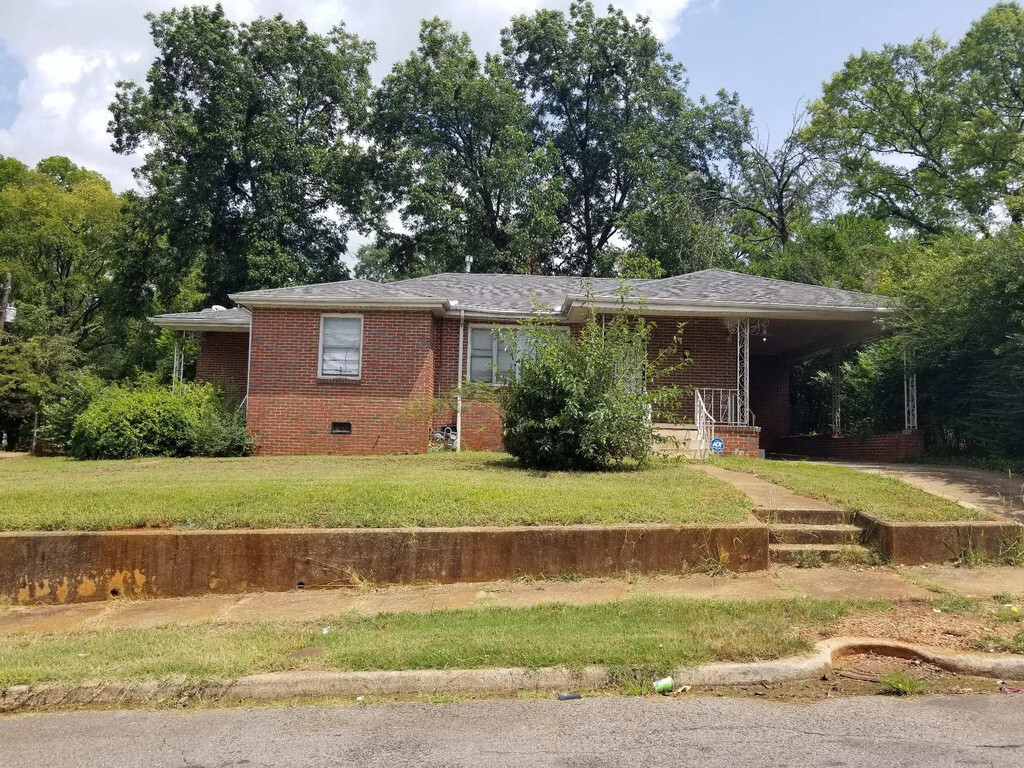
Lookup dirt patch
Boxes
[796,599,1019,652]
[697,652,1019,704]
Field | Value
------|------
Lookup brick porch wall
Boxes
[650,317,736,422]
[775,431,925,462]
[750,354,790,452]
[246,309,435,455]
[715,425,762,457]
[195,331,249,399]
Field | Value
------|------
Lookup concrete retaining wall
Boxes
[857,512,1022,566]
[0,524,769,605]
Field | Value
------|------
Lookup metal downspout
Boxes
[456,308,465,452]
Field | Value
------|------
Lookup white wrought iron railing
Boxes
[694,389,715,461]
[697,388,755,427]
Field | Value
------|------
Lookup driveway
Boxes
[2,696,1022,768]
[836,462,1024,522]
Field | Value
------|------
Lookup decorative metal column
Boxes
[831,349,842,437]
[904,349,918,432]
[172,336,183,393]
[736,318,750,426]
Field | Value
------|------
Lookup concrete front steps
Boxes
[754,508,872,565]
[654,424,701,459]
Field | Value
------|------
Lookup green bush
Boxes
[69,383,251,460]
[38,371,107,454]
[499,290,689,470]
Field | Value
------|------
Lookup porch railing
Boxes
[698,388,755,427]
[694,389,715,461]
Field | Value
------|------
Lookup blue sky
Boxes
[0,0,1002,191]
[0,44,25,129]
[672,0,996,140]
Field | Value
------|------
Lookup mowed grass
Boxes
[0,452,750,531]
[718,457,989,522]
[0,597,873,687]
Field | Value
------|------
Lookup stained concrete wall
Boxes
[0,524,769,605]
[857,513,1022,566]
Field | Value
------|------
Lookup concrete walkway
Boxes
[0,566,974,636]
[695,463,839,511]
[837,462,1024,521]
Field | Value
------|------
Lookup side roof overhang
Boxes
[149,307,252,333]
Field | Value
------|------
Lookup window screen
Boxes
[320,316,362,377]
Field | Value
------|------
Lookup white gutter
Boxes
[558,295,894,321]
[228,295,451,315]
[148,319,251,332]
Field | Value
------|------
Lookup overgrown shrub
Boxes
[190,392,252,457]
[69,382,251,460]
[38,371,107,454]
[498,289,689,470]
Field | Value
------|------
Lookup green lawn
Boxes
[0,597,873,688]
[0,452,750,531]
[717,457,991,522]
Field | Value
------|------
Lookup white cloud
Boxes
[0,0,695,193]
[40,90,75,119]
[35,48,100,86]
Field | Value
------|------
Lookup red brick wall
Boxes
[240,310,754,457]
[750,355,790,451]
[196,331,249,399]
[775,431,925,462]
[435,315,738,448]
[649,317,736,421]
[434,318,526,452]
[247,309,435,455]
[715,426,762,457]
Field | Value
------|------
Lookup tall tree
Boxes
[109,5,377,303]
[501,1,743,276]
[0,156,122,448]
[0,157,121,349]
[371,18,563,277]
[721,110,825,263]
[807,2,1024,235]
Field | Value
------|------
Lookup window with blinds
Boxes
[319,315,363,377]
[467,325,568,384]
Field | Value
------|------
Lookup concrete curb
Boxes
[3,636,1023,713]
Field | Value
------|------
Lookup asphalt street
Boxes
[2,694,1023,767]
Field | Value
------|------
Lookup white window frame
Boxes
[465,323,568,385]
[318,313,364,379]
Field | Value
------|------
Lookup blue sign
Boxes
[710,437,725,453]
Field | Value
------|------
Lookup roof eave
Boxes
[441,307,561,321]
[560,295,894,321]
[148,317,251,333]
[228,295,452,316]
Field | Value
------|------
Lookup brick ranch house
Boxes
[151,269,922,461]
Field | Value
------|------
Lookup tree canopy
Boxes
[110,4,378,302]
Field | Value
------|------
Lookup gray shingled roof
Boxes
[149,307,251,330]
[391,269,892,314]
[152,269,892,328]
[229,279,425,302]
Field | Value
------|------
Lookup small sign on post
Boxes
[710,437,725,454]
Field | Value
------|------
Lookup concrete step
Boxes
[770,543,874,565]
[753,507,854,525]
[769,524,863,546]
